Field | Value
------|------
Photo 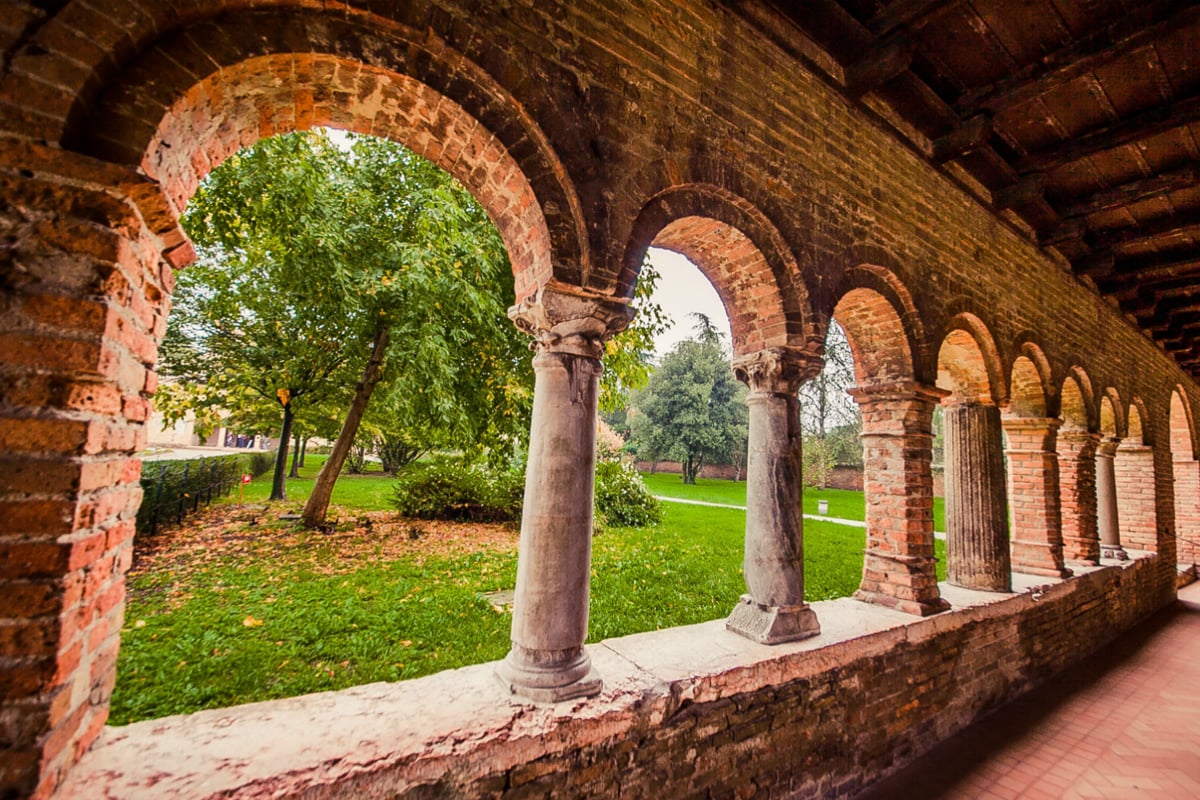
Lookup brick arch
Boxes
[935,314,1005,405]
[621,184,813,357]
[1127,398,1149,446]
[831,286,915,385]
[58,8,586,300]
[1100,390,1125,437]
[1060,369,1094,431]
[1008,341,1052,418]
[1170,387,1196,459]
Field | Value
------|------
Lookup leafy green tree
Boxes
[164,131,531,511]
[163,130,666,522]
[600,258,670,413]
[629,319,747,484]
[799,320,861,489]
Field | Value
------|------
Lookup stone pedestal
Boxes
[850,382,949,616]
[1057,430,1101,565]
[944,402,1012,592]
[726,348,821,644]
[1003,417,1071,578]
[1096,437,1127,561]
[497,288,632,702]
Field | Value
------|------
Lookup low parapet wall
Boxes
[58,554,1174,799]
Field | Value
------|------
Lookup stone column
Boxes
[1096,437,1127,561]
[1003,417,1071,578]
[497,287,632,702]
[726,348,821,643]
[850,382,950,616]
[1057,430,1101,565]
[943,402,1012,591]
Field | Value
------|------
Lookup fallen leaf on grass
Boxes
[242,616,264,627]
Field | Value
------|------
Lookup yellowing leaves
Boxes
[242,615,264,628]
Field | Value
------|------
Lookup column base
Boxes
[1066,558,1100,567]
[1010,539,1071,578]
[854,588,951,617]
[496,648,602,703]
[726,595,820,644]
[1101,544,1129,561]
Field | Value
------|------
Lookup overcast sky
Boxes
[643,247,732,359]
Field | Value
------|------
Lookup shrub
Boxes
[390,456,522,522]
[594,459,662,528]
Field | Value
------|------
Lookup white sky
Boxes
[643,247,732,359]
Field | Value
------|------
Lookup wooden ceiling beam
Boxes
[932,112,992,162]
[956,0,1200,115]
[867,0,959,37]
[994,175,1045,210]
[845,34,915,97]
[1016,93,1200,175]
[1085,252,1200,288]
[1057,161,1199,220]
[1072,209,1200,257]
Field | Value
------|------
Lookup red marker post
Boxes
[239,473,252,507]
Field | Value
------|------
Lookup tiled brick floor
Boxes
[854,581,1200,800]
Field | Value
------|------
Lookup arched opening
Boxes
[624,192,820,645]
[0,20,614,775]
[111,129,542,724]
[936,321,1011,591]
[1171,389,1200,565]
[1003,349,1069,577]
[1057,372,1100,564]
[834,283,948,616]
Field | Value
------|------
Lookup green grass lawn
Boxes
[236,453,395,511]
[113,460,946,724]
[642,471,946,530]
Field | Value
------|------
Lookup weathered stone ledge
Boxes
[57,554,1165,800]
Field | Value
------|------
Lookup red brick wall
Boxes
[0,1,1193,796]
[56,557,1173,799]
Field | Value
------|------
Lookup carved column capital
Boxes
[847,380,949,406]
[1058,428,1101,446]
[1096,436,1121,458]
[732,347,822,395]
[508,285,634,359]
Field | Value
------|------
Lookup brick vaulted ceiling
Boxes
[726,0,1200,377]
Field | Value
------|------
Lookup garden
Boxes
[112,455,946,724]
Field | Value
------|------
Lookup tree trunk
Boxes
[270,405,294,501]
[299,436,307,467]
[302,321,390,528]
[288,429,302,478]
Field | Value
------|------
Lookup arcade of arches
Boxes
[1,2,1197,798]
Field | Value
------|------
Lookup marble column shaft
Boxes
[1057,429,1101,565]
[498,288,632,702]
[1003,417,1070,578]
[850,382,949,616]
[1095,437,1126,560]
[944,402,1012,592]
[726,348,821,644]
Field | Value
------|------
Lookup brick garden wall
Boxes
[57,557,1172,799]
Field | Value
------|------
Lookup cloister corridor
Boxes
[855,579,1200,800]
[4,1,1200,798]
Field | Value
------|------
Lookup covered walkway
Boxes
[855,580,1200,800]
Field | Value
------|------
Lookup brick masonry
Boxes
[0,0,1195,796]
[54,557,1172,800]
